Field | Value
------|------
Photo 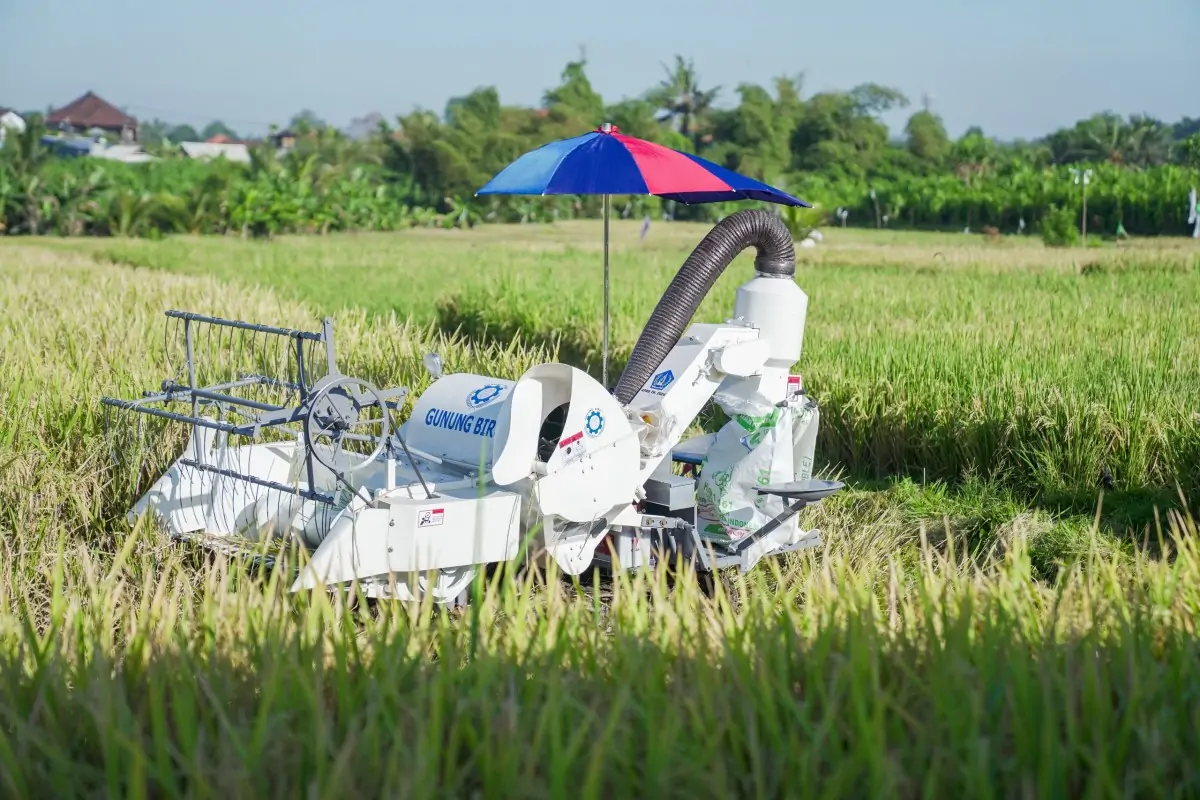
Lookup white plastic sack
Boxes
[695,393,819,543]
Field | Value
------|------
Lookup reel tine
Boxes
[261,327,275,405]
[247,327,260,406]
[219,317,230,388]
[220,313,232,387]
[271,329,286,402]
[162,313,173,382]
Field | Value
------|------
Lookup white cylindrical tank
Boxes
[728,273,808,405]
[732,273,808,366]
[403,373,516,467]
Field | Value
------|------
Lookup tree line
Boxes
[3,56,1199,238]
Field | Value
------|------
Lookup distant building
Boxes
[39,134,95,158]
[90,142,156,163]
[0,108,25,145]
[45,91,138,142]
[180,141,251,163]
[39,131,156,162]
[269,129,296,149]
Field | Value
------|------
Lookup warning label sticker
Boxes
[417,508,445,528]
[558,431,586,465]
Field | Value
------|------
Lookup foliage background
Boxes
[3,56,1199,239]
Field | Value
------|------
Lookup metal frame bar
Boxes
[629,489,839,574]
[178,458,336,504]
[165,310,325,342]
[101,396,308,438]
[160,383,288,413]
[101,398,243,433]
[730,498,809,555]
[148,374,295,401]
[239,374,304,393]
[708,534,822,569]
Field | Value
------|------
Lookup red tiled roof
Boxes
[46,91,136,130]
[207,134,231,143]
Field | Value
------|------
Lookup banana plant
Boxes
[780,204,825,240]
[442,196,482,229]
[101,188,159,237]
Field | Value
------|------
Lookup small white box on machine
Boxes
[373,489,523,571]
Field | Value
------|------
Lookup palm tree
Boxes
[645,55,720,152]
[1105,115,1171,167]
[951,127,996,188]
[1052,113,1172,168]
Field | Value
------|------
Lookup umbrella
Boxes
[476,122,809,387]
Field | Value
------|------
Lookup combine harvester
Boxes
[102,210,844,605]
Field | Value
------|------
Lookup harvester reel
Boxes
[304,375,390,475]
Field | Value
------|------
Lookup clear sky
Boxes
[1,0,1196,141]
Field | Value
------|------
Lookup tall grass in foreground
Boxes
[1,511,1198,797]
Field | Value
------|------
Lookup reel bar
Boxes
[165,310,326,342]
[178,458,337,505]
[101,399,403,445]
[241,374,304,393]
[100,396,305,439]
[160,383,289,413]
[100,397,243,434]
[146,374,300,401]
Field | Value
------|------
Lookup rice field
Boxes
[2,223,1199,797]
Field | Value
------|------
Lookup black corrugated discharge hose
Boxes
[613,208,796,405]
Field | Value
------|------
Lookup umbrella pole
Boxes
[602,193,610,389]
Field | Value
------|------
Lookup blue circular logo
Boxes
[585,408,604,437]
[466,384,505,409]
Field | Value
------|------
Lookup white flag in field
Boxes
[1188,188,1198,238]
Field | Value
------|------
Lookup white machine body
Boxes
[402,373,515,468]
[122,263,832,604]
